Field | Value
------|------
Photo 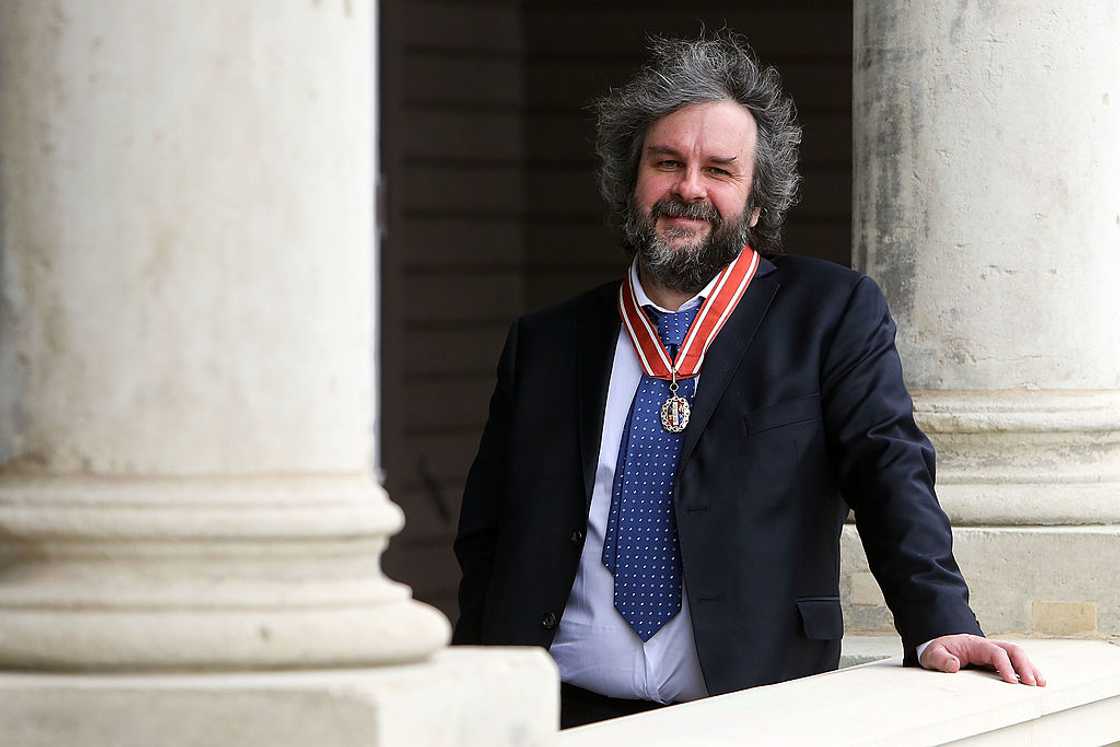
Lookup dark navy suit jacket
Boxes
[453,254,982,697]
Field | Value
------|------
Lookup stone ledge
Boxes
[0,647,558,747]
[559,640,1120,746]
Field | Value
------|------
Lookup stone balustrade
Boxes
[560,639,1120,746]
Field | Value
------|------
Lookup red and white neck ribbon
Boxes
[618,246,760,381]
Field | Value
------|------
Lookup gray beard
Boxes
[623,196,752,295]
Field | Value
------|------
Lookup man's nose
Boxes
[672,166,707,202]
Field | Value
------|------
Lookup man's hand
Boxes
[920,634,1046,686]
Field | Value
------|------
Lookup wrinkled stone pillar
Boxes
[849,1,1120,641]
[0,3,555,744]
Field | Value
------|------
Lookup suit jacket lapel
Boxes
[577,283,621,512]
[679,257,780,468]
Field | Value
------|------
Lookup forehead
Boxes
[643,100,758,161]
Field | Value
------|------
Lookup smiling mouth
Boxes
[660,216,710,229]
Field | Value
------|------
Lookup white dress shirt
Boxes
[549,262,715,704]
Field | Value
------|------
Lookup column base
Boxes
[912,390,1120,525]
[0,475,451,669]
[0,647,558,747]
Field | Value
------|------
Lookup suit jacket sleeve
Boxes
[451,320,518,644]
[820,276,983,665]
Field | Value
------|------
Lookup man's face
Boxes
[626,100,762,293]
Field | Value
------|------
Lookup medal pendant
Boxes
[660,393,691,433]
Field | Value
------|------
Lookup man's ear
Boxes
[749,206,761,227]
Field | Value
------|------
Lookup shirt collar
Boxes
[628,258,722,314]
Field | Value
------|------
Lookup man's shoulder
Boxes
[769,253,863,289]
[764,254,899,347]
[768,253,885,309]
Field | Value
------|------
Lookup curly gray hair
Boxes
[594,32,802,256]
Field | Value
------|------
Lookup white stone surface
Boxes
[853,1,1120,391]
[0,647,559,747]
[559,640,1120,746]
[0,0,450,669]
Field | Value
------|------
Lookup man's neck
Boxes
[637,266,694,311]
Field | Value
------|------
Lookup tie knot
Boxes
[647,306,699,350]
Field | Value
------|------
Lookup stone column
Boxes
[0,3,554,745]
[847,1,1120,643]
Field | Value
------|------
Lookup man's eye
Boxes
[706,167,730,176]
[656,160,681,169]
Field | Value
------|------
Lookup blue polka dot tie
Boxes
[602,305,698,642]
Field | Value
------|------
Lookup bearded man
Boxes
[452,33,1043,729]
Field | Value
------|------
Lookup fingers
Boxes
[983,643,1019,685]
[996,642,1046,687]
[921,643,961,673]
[1000,644,1035,686]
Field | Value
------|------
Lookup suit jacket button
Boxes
[570,529,584,545]
[541,612,559,630]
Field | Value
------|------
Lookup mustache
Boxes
[649,198,721,225]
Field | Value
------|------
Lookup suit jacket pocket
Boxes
[796,597,844,640]
[747,394,822,434]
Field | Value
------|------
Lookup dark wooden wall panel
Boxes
[404,219,525,266]
[405,325,511,376]
[405,2,523,52]
[381,0,525,622]
[381,0,853,624]
[405,111,526,161]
